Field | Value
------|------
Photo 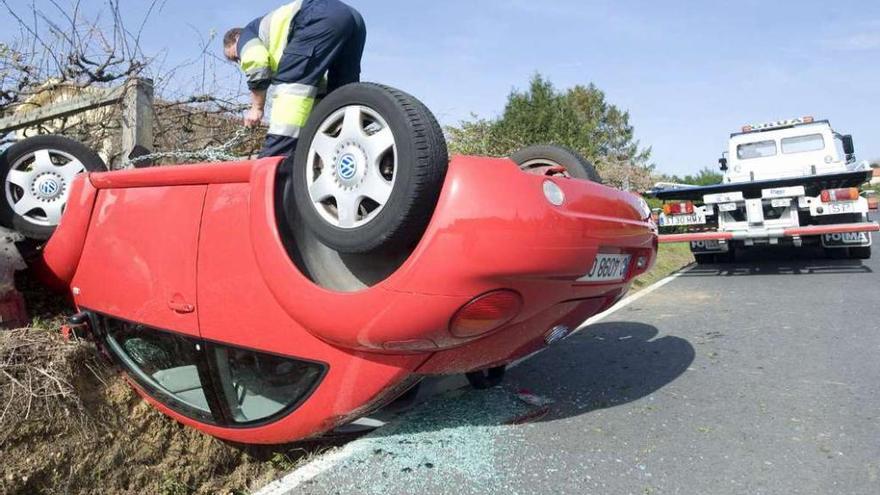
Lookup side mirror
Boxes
[842,135,855,156]
[718,157,728,171]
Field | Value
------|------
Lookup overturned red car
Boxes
[37,84,657,444]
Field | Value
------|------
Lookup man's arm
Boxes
[238,19,273,92]
[245,89,267,128]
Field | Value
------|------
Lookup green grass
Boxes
[632,243,694,291]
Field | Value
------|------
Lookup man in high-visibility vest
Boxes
[224,0,366,158]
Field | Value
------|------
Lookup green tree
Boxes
[665,166,724,186]
[446,74,653,189]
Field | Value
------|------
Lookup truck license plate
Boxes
[822,232,871,248]
[659,212,706,227]
[827,201,856,215]
[580,254,631,282]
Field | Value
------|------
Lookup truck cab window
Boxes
[737,140,777,160]
[781,134,824,154]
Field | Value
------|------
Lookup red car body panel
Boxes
[40,155,657,444]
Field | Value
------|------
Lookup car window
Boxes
[781,134,825,154]
[105,320,211,415]
[213,346,325,424]
[737,140,777,160]
[102,316,326,426]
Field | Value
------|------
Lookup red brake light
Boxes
[450,290,523,338]
[821,188,859,203]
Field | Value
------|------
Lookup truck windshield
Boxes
[781,134,825,154]
[737,140,777,160]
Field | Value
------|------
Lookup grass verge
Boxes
[632,243,694,291]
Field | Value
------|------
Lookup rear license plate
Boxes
[580,254,631,282]
[827,201,857,215]
[822,232,872,248]
[659,212,706,227]
[690,240,728,253]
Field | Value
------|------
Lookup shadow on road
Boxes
[508,321,695,420]
[348,321,694,444]
[293,322,695,490]
[684,259,871,277]
[682,245,873,277]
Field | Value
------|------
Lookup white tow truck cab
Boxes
[650,117,878,263]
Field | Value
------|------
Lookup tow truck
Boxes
[648,117,879,262]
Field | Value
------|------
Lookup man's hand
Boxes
[244,106,264,128]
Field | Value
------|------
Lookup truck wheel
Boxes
[825,248,847,260]
[715,246,736,263]
[849,246,871,260]
[694,253,715,265]
[0,135,106,240]
[290,83,448,254]
[511,145,602,182]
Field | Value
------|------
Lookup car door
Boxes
[72,185,205,336]
[72,185,215,420]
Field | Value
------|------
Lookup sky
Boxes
[2,0,879,176]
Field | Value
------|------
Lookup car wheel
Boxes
[290,83,448,254]
[510,144,602,182]
[693,253,715,265]
[0,135,106,240]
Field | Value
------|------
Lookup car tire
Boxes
[289,83,448,254]
[0,135,106,240]
[849,246,871,260]
[510,144,602,182]
[693,253,715,265]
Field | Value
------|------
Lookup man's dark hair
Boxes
[223,28,243,48]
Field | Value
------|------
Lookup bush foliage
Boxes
[446,74,654,190]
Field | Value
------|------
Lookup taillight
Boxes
[450,290,523,338]
[663,202,695,215]
[820,188,859,203]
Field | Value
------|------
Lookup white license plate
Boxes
[580,254,631,282]
[770,198,791,208]
[690,240,728,252]
[718,202,738,212]
[827,201,856,214]
[659,212,706,227]
[822,232,872,248]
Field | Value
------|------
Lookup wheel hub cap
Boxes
[333,143,368,189]
[32,173,65,201]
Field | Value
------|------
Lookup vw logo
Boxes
[338,154,358,181]
[38,178,60,197]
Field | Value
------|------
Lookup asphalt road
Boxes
[283,227,879,495]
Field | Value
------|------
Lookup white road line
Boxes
[253,263,695,494]
[255,443,363,495]
[578,263,695,328]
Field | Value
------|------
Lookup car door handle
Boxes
[168,295,195,314]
